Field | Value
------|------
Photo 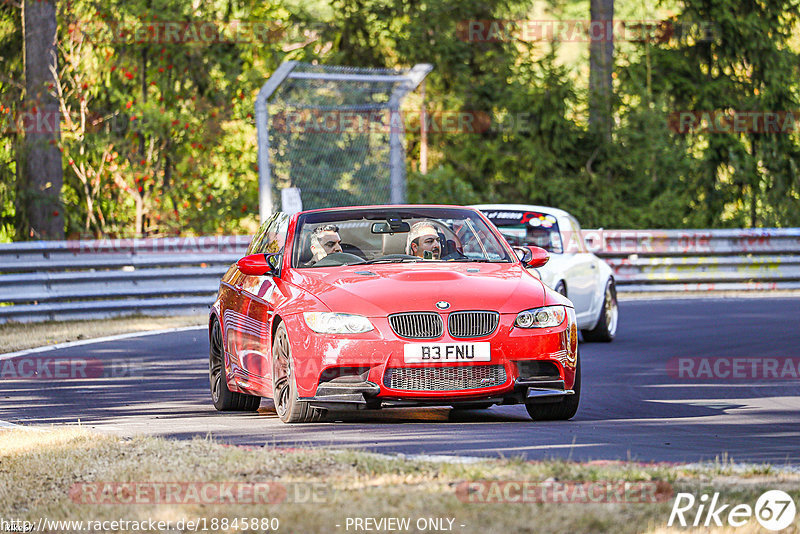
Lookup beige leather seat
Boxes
[381,232,410,255]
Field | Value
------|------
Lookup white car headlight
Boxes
[303,312,374,334]
[515,305,567,328]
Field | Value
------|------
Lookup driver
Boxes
[309,224,342,264]
[406,221,441,260]
[526,226,552,251]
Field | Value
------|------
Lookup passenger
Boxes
[309,224,342,264]
[406,222,442,260]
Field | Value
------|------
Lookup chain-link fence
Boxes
[255,62,432,220]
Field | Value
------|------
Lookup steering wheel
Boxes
[378,254,421,260]
[312,252,366,267]
[442,250,468,261]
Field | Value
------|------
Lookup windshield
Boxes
[479,209,563,254]
[292,207,513,268]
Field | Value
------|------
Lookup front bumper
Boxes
[303,377,574,410]
[282,312,577,408]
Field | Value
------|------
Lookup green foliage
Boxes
[407,165,482,206]
[47,0,294,237]
[1,0,799,240]
[0,1,21,241]
[617,0,800,227]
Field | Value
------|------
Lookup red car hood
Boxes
[287,263,546,316]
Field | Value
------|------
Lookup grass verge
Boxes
[0,314,206,354]
[1,428,798,533]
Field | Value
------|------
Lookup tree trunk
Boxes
[419,80,427,175]
[135,193,144,237]
[21,0,63,239]
[589,0,614,140]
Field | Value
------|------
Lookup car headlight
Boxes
[515,305,567,328]
[303,312,374,334]
[565,306,578,363]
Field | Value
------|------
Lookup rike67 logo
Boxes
[669,490,797,531]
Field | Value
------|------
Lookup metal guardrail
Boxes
[0,229,798,322]
[589,228,800,293]
[0,237,250,323]
[588,228,800,256]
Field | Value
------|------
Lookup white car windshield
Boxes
[480,209,563,253]
[293,207,513,268]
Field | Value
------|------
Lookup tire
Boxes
[272,322,324,423]
[525,350,581,421]
[451,403,493,410]
[581,278,618,342]
[209,319,261,412]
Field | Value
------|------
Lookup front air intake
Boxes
[383,365,507,391]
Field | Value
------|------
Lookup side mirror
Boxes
[513,246,549,268]
[237,253,281,276]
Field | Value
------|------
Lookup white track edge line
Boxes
[0,419,44,431]
[0,419,22,429]
[0,325,206,361]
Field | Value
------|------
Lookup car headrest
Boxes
[382,232,411,255]
[298,234,313,264]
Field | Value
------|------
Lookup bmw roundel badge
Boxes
[435,301,450,310]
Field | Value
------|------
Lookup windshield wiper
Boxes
[361,257,423,264]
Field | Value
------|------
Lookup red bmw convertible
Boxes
[209,205,580,423]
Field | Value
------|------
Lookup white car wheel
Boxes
[581,279,617,342]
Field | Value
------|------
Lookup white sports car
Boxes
[473,204,618,342]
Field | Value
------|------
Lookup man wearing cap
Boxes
[406,221,442,260]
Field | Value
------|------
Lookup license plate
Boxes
[403,342,491,363]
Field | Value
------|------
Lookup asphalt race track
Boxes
[2,298,800,465]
